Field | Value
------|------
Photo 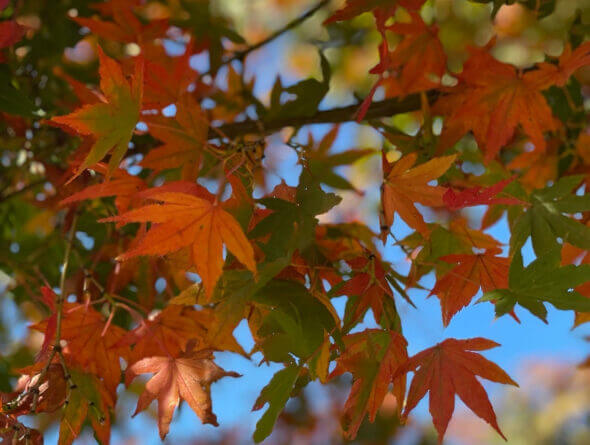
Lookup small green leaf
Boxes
[252,366,301,443]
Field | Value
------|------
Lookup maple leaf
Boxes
[31,304,128,396]
[210,65,256,122]
[399,218,502,289]
[430,250,510,326]
[338,255,413,327]
[385,15,445,91]
[381,152,456,239]
[527,42,590,89]
[6,364,115,444]
[443,177,524,210]
[305,126,374,192]
[504,139,559,191]
[101,191,257,297]
[510,175,590,257]
[357,13,445,120]
[116,305,245,365]
[252,280,338,363]
[251,170,341,259]
[35,287,58,360]
[393,337,518,442]
[126,342,240,439]
[50,47,143,179]
[140,94,208,178]
[330,329,408,439]
[434,44,563,161]
[143,42,199,108]
[481,249,590,322]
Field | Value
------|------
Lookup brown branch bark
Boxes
[207,91,437,140]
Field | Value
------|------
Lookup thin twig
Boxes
[29,212,79,412]
[201,0,330,77]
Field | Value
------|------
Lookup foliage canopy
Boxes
[0,0,589,443]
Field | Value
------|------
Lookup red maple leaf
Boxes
[443,177,524,210]
[430,250,510,326]
[330,329,408,439]
[393,337,518,442]
[434,44,558,161]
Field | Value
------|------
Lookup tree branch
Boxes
[208,91,437,140]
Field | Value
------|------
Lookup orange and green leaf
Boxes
[50,47,143,179]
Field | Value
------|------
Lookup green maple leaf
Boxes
[253,279,337,363]
[510,175,590,257]
[252,169,341,259]
[481,249,590,321]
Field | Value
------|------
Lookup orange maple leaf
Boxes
[126,343,240,439]
[430,250,510,326]
[357,13,445,120]
[140,94,208,179]
[101,192,257,297]
[381,152,456,239]
[433,43,588,161]
[142,43,199,108]
[50,47,143,179]
[527,42,590,89]
[330,329,408,439]
[31,304,128,396]
[506,142,558,191]
[394,337,518,442]
[116,305,245,365]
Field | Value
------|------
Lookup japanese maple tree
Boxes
[0,0,589,444]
